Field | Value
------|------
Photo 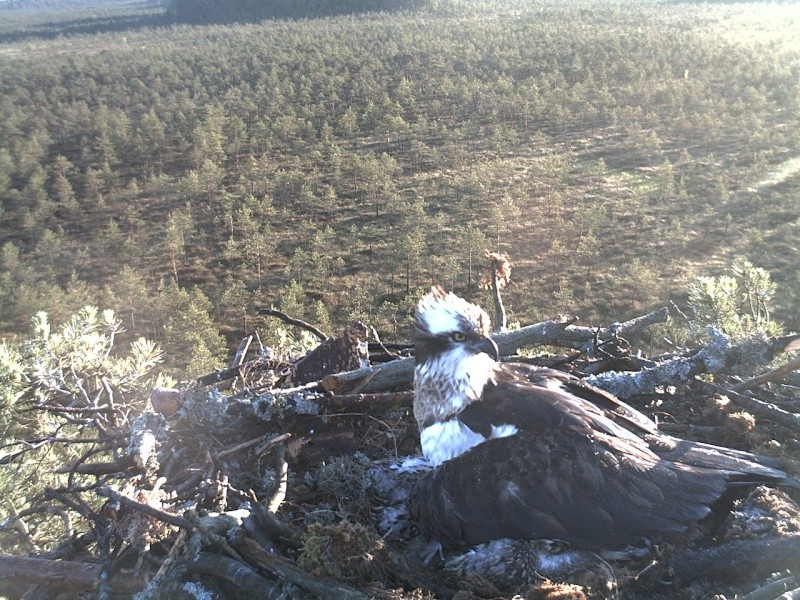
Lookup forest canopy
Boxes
[0,0,798,377]
[168,0,434,22]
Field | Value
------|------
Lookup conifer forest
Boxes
[1,1,800,598]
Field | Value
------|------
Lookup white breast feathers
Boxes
[420,420,519,466]
[420,420,485,466]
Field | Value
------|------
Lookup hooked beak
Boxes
[472,336,500,361]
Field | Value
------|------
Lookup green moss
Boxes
[298,520,389,585]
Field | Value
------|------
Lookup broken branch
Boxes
[96,487,193,530]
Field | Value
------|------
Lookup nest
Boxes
[2,312,800,600]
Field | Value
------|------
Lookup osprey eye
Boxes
[452,332,467,342]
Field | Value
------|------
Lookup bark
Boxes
[185,552,282,599]
[586,327,799,400]
[0,554,145,595]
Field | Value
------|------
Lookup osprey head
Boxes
[414,286,499,364]
[413,287,499,443]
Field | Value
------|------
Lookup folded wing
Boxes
[411,428,788,550]
[412,363,797,550]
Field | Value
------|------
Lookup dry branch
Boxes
[483,252,510,332]
[216,431,289,459]
[196,357,288,387]
[740,575,800,600]
[319,309,668,394]
[55,456,135,475]
[259,308,329,341]
[583,326,786,399]
[734,355,800,392]
[186,551,283,599]
[319,391,414,411]
[267,447,288,513]
[0,554,145,594]
[0,436,117,465]
[96,487,193,530]
[232,334,254,368]
[250,502,299,548]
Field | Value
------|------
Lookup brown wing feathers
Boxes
[412,361,797,550]
[412,429,737,549]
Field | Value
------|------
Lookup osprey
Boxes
[410,286,798,551]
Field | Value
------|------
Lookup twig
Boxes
[362,329,398,369]
[101,377,120,429]
[39,531,95,561]
[319,391,414,411]
[96,524,112,600]
[656,423,725,437]
[251,380,321,397]
[670,299,697,337]
[267,445,288,513]
[668,535,800,587]
[346,367,377,395]
[68,444,123,489]
[0,436,117,465]
[0,505,42,532]
[585,327,787,399]
[215,472,229,513]
[253,432,291,457]
[196,357,288,387]
[217,432,273,459]
[741,574,800,600]
[320,366,392,395]
[151,529,188,585]
[250,502,299,548]
[489,258,506,332]
[231,335,253,368]
[2,502,38,553]
[44,488,99,523]
[21,404,111,414]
